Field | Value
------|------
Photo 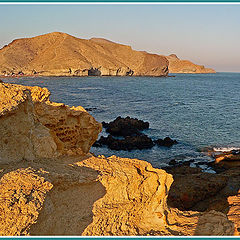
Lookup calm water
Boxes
[4,73,240,171]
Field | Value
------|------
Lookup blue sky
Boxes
[0,4,239,72]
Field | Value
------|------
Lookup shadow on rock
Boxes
[0,157,106,236]
[165,163,240,212]
[164,162,240,235]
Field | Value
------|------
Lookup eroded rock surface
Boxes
[0,168,53,236]
[0,83,238,236]
[0,82,101,163]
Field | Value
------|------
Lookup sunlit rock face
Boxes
[0,32,169,77]
[0,82,101,164]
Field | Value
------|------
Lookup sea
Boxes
[4,72,240,172]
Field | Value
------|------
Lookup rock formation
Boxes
[0,32,168,77]
[94,116,178,150]
[0,82,101,164]
[167,54,216,73]
[0,82,238,236]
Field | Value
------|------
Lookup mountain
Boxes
[167,54,216,73]
[0,32,169,77]
[0,32,215,77]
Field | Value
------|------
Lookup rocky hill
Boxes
[0,82,238,236]
[167,54,216,73]
[0,32,168,77]
[0,32,215,77]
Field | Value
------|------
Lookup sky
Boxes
[0,4,239,72]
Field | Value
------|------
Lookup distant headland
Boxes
[0,32,215,77]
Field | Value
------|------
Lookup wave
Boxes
[213,147,240,152]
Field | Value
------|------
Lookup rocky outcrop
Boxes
[94,116,178,151]
[0,82,101,164]
[94,134,154,151]
[166,54,216,73]
[0,32,168,77]
[0,83,238,236]
[102,116,149,136]
[154,137,178,147]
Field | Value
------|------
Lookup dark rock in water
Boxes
[85,107,97,112]
[169,159,177,165]
[93,134,154,151]
[95,117,178,152]
[154,137,178,147]
[102,116,149,137]
[231,150,240,155]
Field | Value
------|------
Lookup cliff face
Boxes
[0,82,237,236]
[0,32,168,77]
[167,54,216,73]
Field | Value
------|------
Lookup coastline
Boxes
[0,81,239,236]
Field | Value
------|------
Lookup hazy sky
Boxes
[0,4,239,72]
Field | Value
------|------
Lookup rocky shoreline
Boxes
[0,82,239,236]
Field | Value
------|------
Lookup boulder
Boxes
[94,134,154,151]
[155,137,178,147]
[103,116,149,137]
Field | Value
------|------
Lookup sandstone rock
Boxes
[76,155,174,235]
[33,101,101,155]
[0,83,56,163]
[0,83,101,164]
[0,153,236,236]
[0,168,53,235]
[215,150,240,168]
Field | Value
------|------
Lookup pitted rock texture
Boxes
[0,83,101,163]
[0,168,53,236]
[166,54,216,73]
[33,101,101,155]
[0,32,168,77]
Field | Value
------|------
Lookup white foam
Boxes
[213,147,240,152]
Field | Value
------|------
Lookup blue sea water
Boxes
[4,72,240,171]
